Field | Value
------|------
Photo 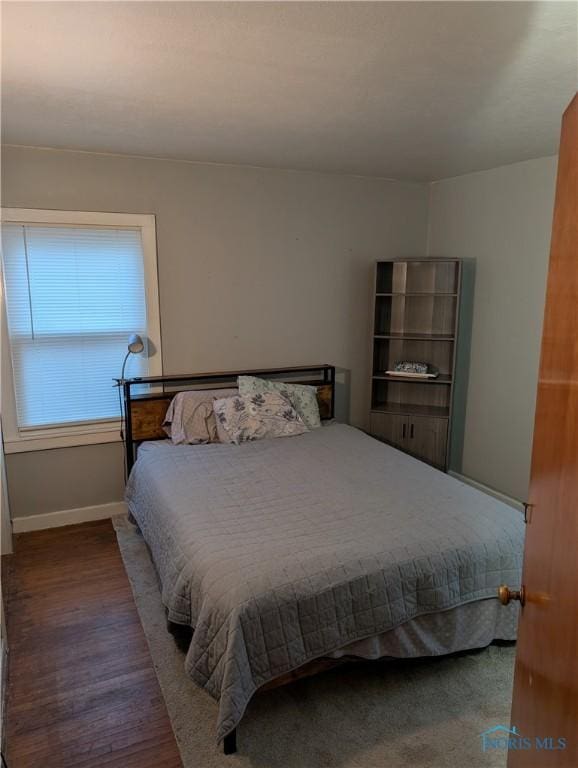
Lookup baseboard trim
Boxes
[448,471,524,512]
[0,637,7,759]
[12,501,127,533]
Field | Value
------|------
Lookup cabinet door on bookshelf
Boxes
[370,412,407,450]
[407,416,448,469]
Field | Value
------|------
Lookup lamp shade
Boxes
[128,333,144,354]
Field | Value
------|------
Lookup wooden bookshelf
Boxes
[369,259,474,471]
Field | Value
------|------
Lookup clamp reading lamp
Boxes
[120,333,145,382]
[118,334,145,458]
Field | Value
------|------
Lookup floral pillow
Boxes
[237,376,321,430]
[213,392,308,445]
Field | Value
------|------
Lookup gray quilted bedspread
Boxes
[125,423,524,743]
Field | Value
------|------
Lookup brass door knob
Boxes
[498,585,525,606]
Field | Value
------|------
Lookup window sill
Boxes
[4,427,122,454]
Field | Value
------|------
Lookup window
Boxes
[1,210,161,449]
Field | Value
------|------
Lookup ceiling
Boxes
[2,1,576,181]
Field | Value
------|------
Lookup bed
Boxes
[121,365,524,754]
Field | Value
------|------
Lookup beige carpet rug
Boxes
[113,516,514,768]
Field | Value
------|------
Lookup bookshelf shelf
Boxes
[372,373,453,385]
[374,333,455,341]
[376,292,459,297]
[371,402,450,419]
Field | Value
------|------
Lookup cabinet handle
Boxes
[402,423,406,439]
[410,423,414,439]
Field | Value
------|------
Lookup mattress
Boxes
[125,423,524,742]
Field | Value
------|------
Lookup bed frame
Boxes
[118,364,335,475]
[165,621,350,754]
[118,364,336,754]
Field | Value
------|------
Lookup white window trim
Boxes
[1,208,162,453]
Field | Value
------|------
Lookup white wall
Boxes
[0,431,12,555]
[1,145,558,516]
[1,145,429,519]
[428,156,557,500]
[1,269,13,553]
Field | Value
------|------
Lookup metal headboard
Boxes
[117,364,336,475]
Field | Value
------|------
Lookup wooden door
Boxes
[369,412,407,450]
[407,415,448,468]
[508,94,578,767]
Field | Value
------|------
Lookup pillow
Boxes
[213,392,308,445]
[163,388,237,444]
[237,376,321,430]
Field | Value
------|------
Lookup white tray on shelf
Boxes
[385,370,438,379]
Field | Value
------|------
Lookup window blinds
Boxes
[1,224,149,429]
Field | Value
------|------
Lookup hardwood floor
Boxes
[2,520,183,768]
